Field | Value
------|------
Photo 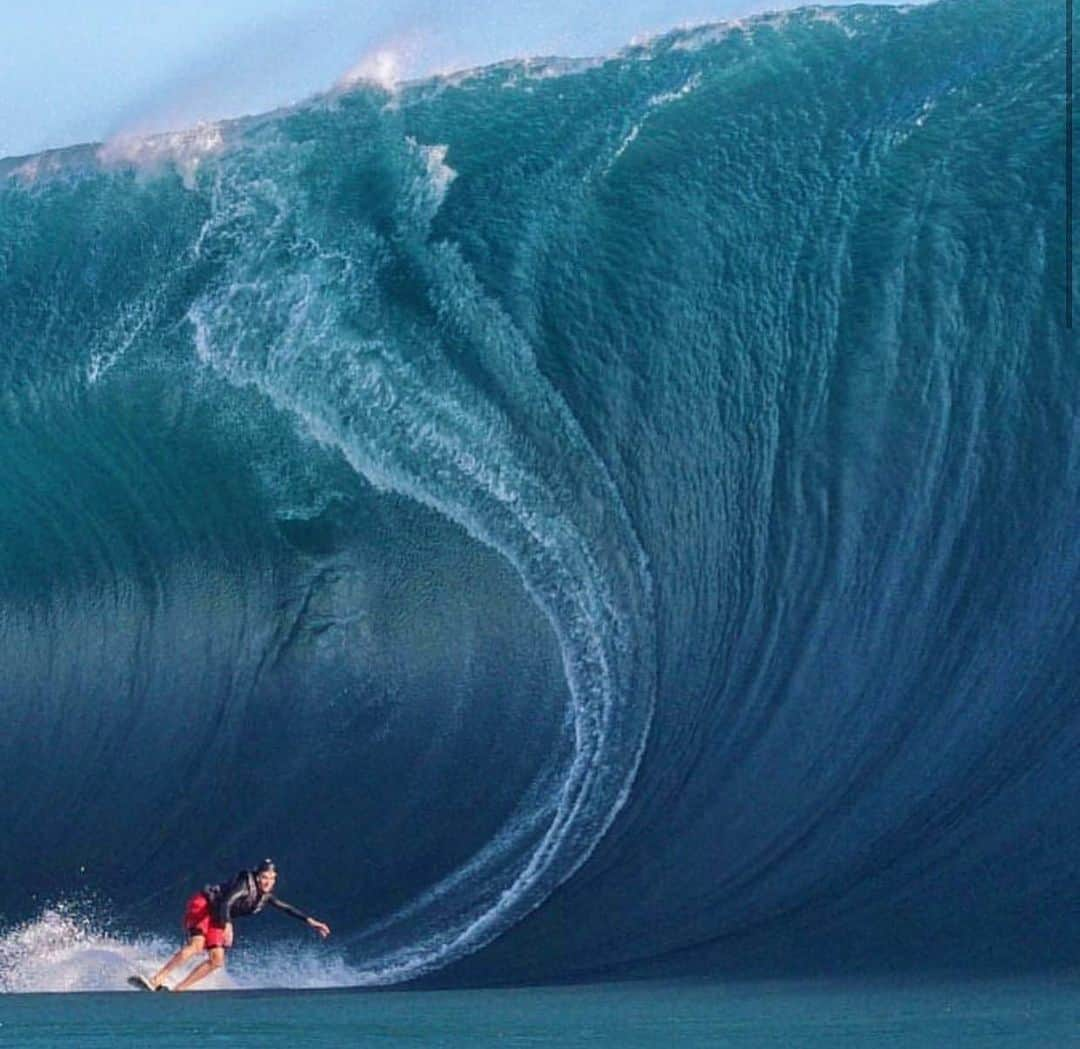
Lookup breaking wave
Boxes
[0,0,1076,988]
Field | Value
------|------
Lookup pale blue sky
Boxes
[2,0,882,159]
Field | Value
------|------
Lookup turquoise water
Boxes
[3,978,1080,1048]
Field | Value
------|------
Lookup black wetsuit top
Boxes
[203,870,311,926]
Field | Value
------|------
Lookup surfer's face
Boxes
[257,870,277,893]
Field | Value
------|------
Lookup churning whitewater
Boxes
[0,0,1077,992]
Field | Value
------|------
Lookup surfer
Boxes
[131,859,331,992]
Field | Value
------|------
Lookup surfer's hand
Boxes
[308,918,331,939]
[223,922,234,948]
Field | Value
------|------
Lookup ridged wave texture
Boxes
[0,0,1075,983]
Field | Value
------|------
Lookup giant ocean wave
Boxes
[0,0,1077,990]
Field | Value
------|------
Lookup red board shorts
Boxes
[183,892,229,949]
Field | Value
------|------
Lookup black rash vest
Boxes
[204,870,312,926]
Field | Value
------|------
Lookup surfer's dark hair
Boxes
[255,858,276,874]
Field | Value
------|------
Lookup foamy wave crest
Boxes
[98,123,226,190]
[339,45,411,91]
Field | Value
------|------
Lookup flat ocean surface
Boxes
[3,977,1080,1048]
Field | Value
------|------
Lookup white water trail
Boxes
[0,905,374,993]
[184,124,655,984]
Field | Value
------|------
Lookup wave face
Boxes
[0,0,1076,987]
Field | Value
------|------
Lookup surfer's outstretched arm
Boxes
[268,895,331,937]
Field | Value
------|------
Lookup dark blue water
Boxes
[0,0,1076,994]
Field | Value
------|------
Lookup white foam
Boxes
[407,55,605,99]
[337,31,427,95]
[98,123,226,190]
[610,124,643,167]
[0,906,172,994]
[85,294,160,385]
[7,153,67,186]
[806,7,860,37]
[914,98,936,127]
[607,73,702,172]
[339,50,404,92]
[667,20,747,53]
[0,905,372,994]
[403,139,457,223]
[648,72,703,110]
[663,5,869,54]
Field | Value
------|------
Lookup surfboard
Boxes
[127,974,156,992]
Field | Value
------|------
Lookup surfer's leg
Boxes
[150,934,205,988]
[172,946,226,991]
